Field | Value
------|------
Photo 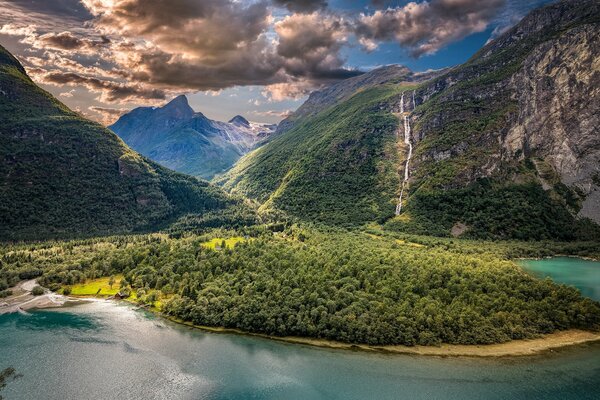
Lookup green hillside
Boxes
[387,0,600,240]
[0,44,234,241]
[218,85,404,226]
[219,1,600,240]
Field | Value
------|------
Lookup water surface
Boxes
[1,301,599,400]
[519,257,600,301]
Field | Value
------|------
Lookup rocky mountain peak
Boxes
[162,95,194,119]
[229,115,250,127]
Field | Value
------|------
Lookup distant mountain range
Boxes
[109,96,276,179]
[0,45,236,241]
[219,0,600,240]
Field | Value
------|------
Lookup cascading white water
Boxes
[395,90,415,215]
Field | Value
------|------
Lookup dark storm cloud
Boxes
[3,0,92,21]
[276,13,361,81]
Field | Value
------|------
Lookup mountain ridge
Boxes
[0,44,235,241]
[110,96,276,179]
[219,0,600,239]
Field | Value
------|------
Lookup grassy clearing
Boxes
[201,236,246,250]
[67,275,124,297]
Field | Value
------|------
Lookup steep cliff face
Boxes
[391,0,600,238]
[505,22,600,222]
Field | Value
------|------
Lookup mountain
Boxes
[109,96,276,179]
[219,0,600,240]
[0,44,235,241]
[275,65,443,135]
[217,67,433,226]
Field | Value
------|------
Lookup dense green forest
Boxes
[1,228,598,346]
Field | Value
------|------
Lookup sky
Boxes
[0,0,553,125]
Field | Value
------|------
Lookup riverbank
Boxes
[0,280,79,314]
[3,283,599,357]
[165,316,600,358]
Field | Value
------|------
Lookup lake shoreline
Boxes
[4,267,599,358]
[164,316,600,358]
[5,292,599,357]
[515,254,600,262]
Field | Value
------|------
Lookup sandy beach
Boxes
[0,280,77,314]
[168,318,600,358]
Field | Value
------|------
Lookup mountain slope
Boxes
[220,0,600,239]
[275,65,442,135]
[110,96,275,179]
[217,71,427,226]
[388,0,600,239]
[0,44,234,241]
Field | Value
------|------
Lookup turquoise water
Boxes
[1,301,600,400]
[519,257,600,301]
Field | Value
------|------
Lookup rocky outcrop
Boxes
[406,0,600,223]
[505,23,600,222]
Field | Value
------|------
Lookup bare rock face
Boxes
[506,23,600,222]
[403,0,600,225]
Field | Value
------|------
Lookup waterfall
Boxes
[400,92,404,114]
[395,90,415,215]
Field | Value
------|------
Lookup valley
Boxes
[0,0,599,398]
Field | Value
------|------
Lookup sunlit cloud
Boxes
[0,0,551,124]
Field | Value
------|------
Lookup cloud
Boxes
[35,31,110,51]
[83,0,271,62]
[34,70,167,103]
[89,105,128,124]
[272,0,328,13]
[59,89,75,98]
[355,0,506,56]
[76,0,360,98]
[2,0,518,108]
[262,80,318,101]
[252,109,293,118]
[78,0,287,91]
[0,23,36,37]
[275,12,360,81]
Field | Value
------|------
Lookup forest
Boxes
[1,226,598,346]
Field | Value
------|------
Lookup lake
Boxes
[1,299,600,400]
[519,256,600,302]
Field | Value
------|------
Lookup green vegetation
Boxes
[219,85,404,227]
[31,286,44,296]
[385,180,600,240]
[68,275,124,297]
[396,6,599,240]
[201,237,246,250]
[217,4,599,241]
[1,228,598,346]
[0,44,236,241]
